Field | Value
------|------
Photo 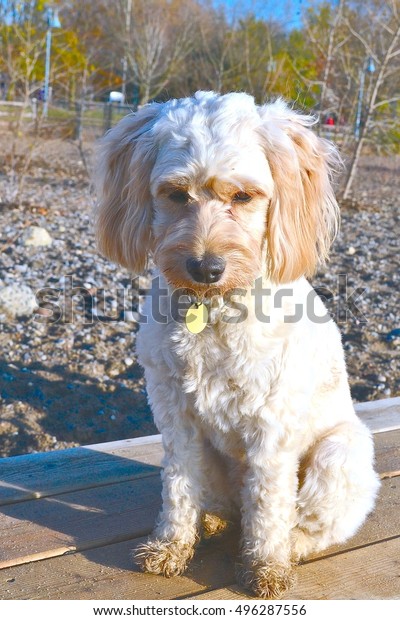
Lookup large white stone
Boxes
[23,226,53,247]
[0,283,38,318]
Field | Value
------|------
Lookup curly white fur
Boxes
[95,91,380,599]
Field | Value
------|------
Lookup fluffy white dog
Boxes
[95,91,380,599]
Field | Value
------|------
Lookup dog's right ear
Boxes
[94,103,162,273]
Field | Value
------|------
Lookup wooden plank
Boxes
[0,425,397,510]
[83,434,162,453]
[374,428,400,477]
[0,432,398,570]
[0,476,162,569]
[355,397,400,433]
[290,537,400,600]
[0,475,398,598]
[0,471,397,572]
[0,436,163,506]
[2,525,400,600]
[189,537,400,600]
[1,535,237,600]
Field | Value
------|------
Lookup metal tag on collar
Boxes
[185,301,208,334]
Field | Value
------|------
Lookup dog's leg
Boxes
[133,372,207,577]
[291,420,380,560]
[134,425,205,576]
[236,435,298,599]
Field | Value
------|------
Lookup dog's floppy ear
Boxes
[258,99,341,284]
[94,103,162,273]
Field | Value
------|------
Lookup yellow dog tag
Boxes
[185,303,208,334]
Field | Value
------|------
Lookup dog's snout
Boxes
[186,254,226,284]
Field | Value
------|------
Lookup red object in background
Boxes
[326,117,335,126]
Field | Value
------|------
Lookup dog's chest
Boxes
[175,324,279,442]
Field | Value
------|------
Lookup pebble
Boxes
[23,226,53,247]
[0,283,38,318]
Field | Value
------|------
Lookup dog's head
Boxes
[95,91,340,294]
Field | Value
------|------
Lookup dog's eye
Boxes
[232,191,252,204]
[169,189,190,204]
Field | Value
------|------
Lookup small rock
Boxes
[346,246,356,255]
[0,283,38,318]
[35,306,53,317]
[23,226,53,247]
[124,357,134,367]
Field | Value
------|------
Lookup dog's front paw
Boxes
[236,561,296,599]
[133,538,194,578]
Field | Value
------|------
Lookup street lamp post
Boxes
[43,6,61,117]
[122,0,132,103]
[354,56,376,140]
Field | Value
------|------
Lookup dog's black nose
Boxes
[186,255,226,284]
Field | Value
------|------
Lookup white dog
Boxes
[95,91,380,599]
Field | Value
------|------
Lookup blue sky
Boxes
[214,1,313,30]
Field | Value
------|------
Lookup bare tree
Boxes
[196,6,238,93]
[342,0,400,198]
[300,0,351,123]
[318,0,346,120]
[299,1,399,197]
[123,0,196,104]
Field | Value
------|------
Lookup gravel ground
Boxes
[0,134,399,457]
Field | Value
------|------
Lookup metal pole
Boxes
[354,63,366,140]
[122,0,132,103]
[43,25,52,117]
[122,57,128,102]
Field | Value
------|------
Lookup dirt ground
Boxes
[0,133,399,457]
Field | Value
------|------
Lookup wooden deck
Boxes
[0,397,399,600]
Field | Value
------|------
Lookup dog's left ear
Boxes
[258,100,341,284]
[94,103,162,274]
